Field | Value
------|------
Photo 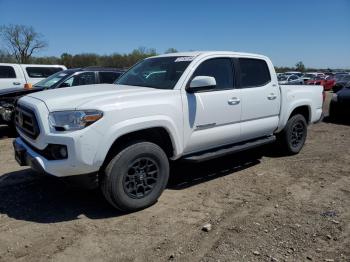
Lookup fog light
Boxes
[48,144,68,160]
[59,147,68,158]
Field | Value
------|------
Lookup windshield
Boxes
[116,56,193,89]
[34,71,72,88]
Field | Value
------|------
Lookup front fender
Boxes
[92,115,183,166]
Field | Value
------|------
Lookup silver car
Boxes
[278,74,304,85]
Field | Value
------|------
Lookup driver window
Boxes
[61,72,96,87]
[192,58,234,90]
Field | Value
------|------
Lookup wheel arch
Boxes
[289,105,311,123]
[98,126,177,172]
[276,102,312,133]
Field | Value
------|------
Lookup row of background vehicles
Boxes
[277,70,350,121]
[277,70,350,92]
[0,64,125,127]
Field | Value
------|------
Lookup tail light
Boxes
[24,83,32,89]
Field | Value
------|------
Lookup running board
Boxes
[183,136,276,163]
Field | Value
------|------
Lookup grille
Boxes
[15,104,40,139]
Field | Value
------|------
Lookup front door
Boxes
[183,57,242,154]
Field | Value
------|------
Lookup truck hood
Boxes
[0,87,44,98]
[26,84,170,111]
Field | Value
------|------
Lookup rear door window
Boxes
[0,66,16,78]
[26,67,64,78]
[99,72,122,83]
[239,58,271,88]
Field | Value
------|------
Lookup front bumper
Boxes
[13,138,45,174]
[13,137,100,177]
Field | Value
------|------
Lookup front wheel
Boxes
[277,114,307,155]
[101,141,169,212]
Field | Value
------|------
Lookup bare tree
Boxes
[0,24,47,63]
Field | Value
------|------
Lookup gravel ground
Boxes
[0,92,349,262]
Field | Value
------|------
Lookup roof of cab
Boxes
[154,51,268,60]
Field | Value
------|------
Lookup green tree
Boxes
[0,49,16,62]
[295,61,305,72]
[164,48,178,54]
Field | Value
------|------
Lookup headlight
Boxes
[331,93,338,102]
[49,110,103,131]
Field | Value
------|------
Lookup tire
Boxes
[100,141,169,212]
[277,114,307,155]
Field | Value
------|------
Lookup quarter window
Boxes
[26,67,63,78]
[239,58,271,88]
[0,66,16,78]
[192,58,234,90]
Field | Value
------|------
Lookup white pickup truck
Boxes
[13,51,323,211]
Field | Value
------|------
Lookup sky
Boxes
[0,0,349,68]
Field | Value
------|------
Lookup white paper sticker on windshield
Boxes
[175,56,195,62]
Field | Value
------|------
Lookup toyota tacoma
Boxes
[13,51,323,211]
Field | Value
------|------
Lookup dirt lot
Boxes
[0,93,349,262]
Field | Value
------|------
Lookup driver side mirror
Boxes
[186,76,216,93]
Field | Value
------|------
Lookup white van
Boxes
[0,63,67,90]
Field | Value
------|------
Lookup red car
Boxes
[306,76,335,91]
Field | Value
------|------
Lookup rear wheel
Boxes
[101,141,169,212]
[277,114,307,155]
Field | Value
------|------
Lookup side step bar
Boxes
[183,135,276,163]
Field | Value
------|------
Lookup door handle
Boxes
[13,82,21,85]
[267,93,277,100]
[228,97,240,105]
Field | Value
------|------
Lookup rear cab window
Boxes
[0,66,16,78]
[25,67,64,78]
[238,58,271,88]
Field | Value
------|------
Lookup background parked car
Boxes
[306,76,335,91]
[301,72,325,83]
[329,82,350,121]
[0,67,125,127]
[284,71,303,77]
[278,74,303,85]
[0,63,66,90]
[333,74,350,93]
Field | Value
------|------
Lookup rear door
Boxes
[0,65,25,90]
[183,57,242,154]
[238,58,280,141]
